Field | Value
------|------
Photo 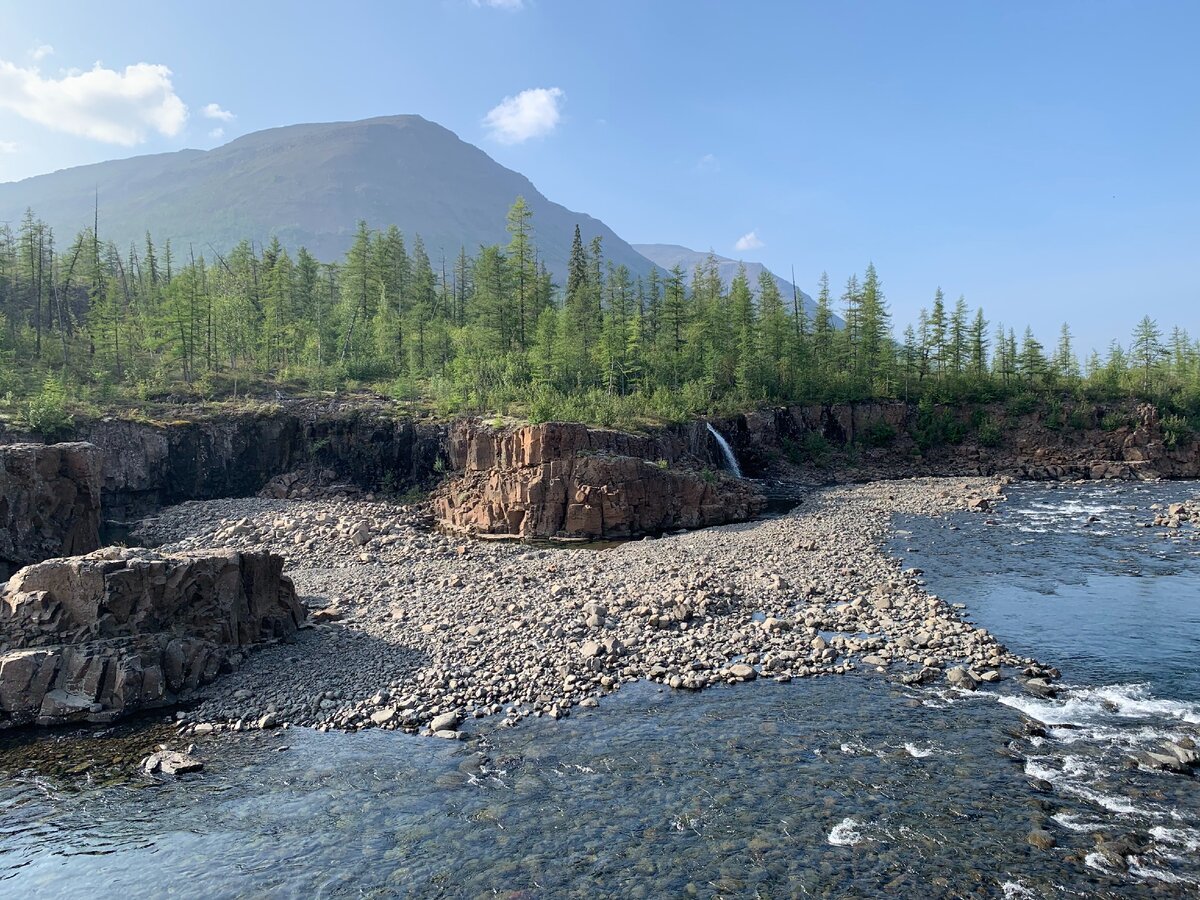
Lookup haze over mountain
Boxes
[632,243,839,326]
[0,115,660,281]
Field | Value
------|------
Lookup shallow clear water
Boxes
[1,481,1198,898]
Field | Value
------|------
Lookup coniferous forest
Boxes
[2,197,1198,436]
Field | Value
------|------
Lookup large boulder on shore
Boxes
[0,442,102,575]
[0,547,304,728]
[433,421,764,540]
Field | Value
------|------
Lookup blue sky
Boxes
[0,0,1197,353]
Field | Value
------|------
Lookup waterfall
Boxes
[706,423,743,478]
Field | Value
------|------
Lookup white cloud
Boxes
[208,127,225,140]
[30,44,54,62]
[483,87,565,144]
[0,59,187,145]
[202,102,234,122]
[694,152,719,173]
[0,140,17,154]
[735,230,764,252]
[473,0,525,9]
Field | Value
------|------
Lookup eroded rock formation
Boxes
[0,400,448,521]
[434,421,763,540]
[0,442,102,575]
[716,401,1200,482]
[0,547,304,727]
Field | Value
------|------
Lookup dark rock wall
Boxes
[0,443,102,574]
[1,404,448,522]
[711,401,1200,482]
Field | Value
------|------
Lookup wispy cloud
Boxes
[473,0,525,9]
[694,153,719,173]
[735,230,764,252]
[0,59,187,145]
[29,44,53,62]
[208,127,225,141]
[0,141,17,154]
[202,102,234,122]
[483,87,565,144]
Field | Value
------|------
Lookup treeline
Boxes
[1,198,1198,429]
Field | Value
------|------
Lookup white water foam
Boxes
[1052,813,1106,832]
[1127,858,1200,886]
[839,741,884,757]
[998,683,1200,728]
[1023,758,1163,818]
[827,817,864,846]
[1000,880,1039,900]
[1150,825,1200,852]
[904,742,936,758]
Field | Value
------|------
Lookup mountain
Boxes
[0,115,659,280]
[631,243,840,326]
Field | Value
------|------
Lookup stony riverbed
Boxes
[127,476,1048,738]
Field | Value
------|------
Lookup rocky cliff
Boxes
[715,401,1200,482]
[0,547,304,727]
[1,400,448,521]
[433,421,763,540]
[0,443,102,575]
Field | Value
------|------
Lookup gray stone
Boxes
[430,711,461,732]
[142,750,204,776]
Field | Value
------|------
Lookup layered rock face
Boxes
[0,443,102,575]
[716,401,1200,481]
[0,401,448,521]
[0,548,304,727]
[434,421,763,540]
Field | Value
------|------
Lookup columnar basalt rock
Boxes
[0,547,304,728]
[433,421,763,540]
[0,442,102,575]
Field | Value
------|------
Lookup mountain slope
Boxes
[0,115,658,280]
[632,243,840,325]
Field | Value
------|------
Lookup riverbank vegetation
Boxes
[2,200,1197,432]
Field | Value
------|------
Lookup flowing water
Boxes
[1,481,1198,898]
[707,423,743,478]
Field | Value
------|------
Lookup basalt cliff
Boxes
[0,396,1196,546]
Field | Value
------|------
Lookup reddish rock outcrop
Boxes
[434,421,763,540]
[0,547,304,727]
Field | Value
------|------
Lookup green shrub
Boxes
[1162,414,1194,448]
[1101,412,1133,432]
[1043,399,1063,430]
[22,377,73,437]
[913,397,966,451]
[1006,394,1037,417]
[782,431,830,466]
[977,416,1004,448]
[861,422,896,448]
[1066,406,1093,430]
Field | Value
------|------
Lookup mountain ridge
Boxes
[0,114,660,281]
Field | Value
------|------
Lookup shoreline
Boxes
[118,475,1044,739]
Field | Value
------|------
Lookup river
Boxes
[1,480,1197,898]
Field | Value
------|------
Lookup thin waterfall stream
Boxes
[706,422,743,478]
